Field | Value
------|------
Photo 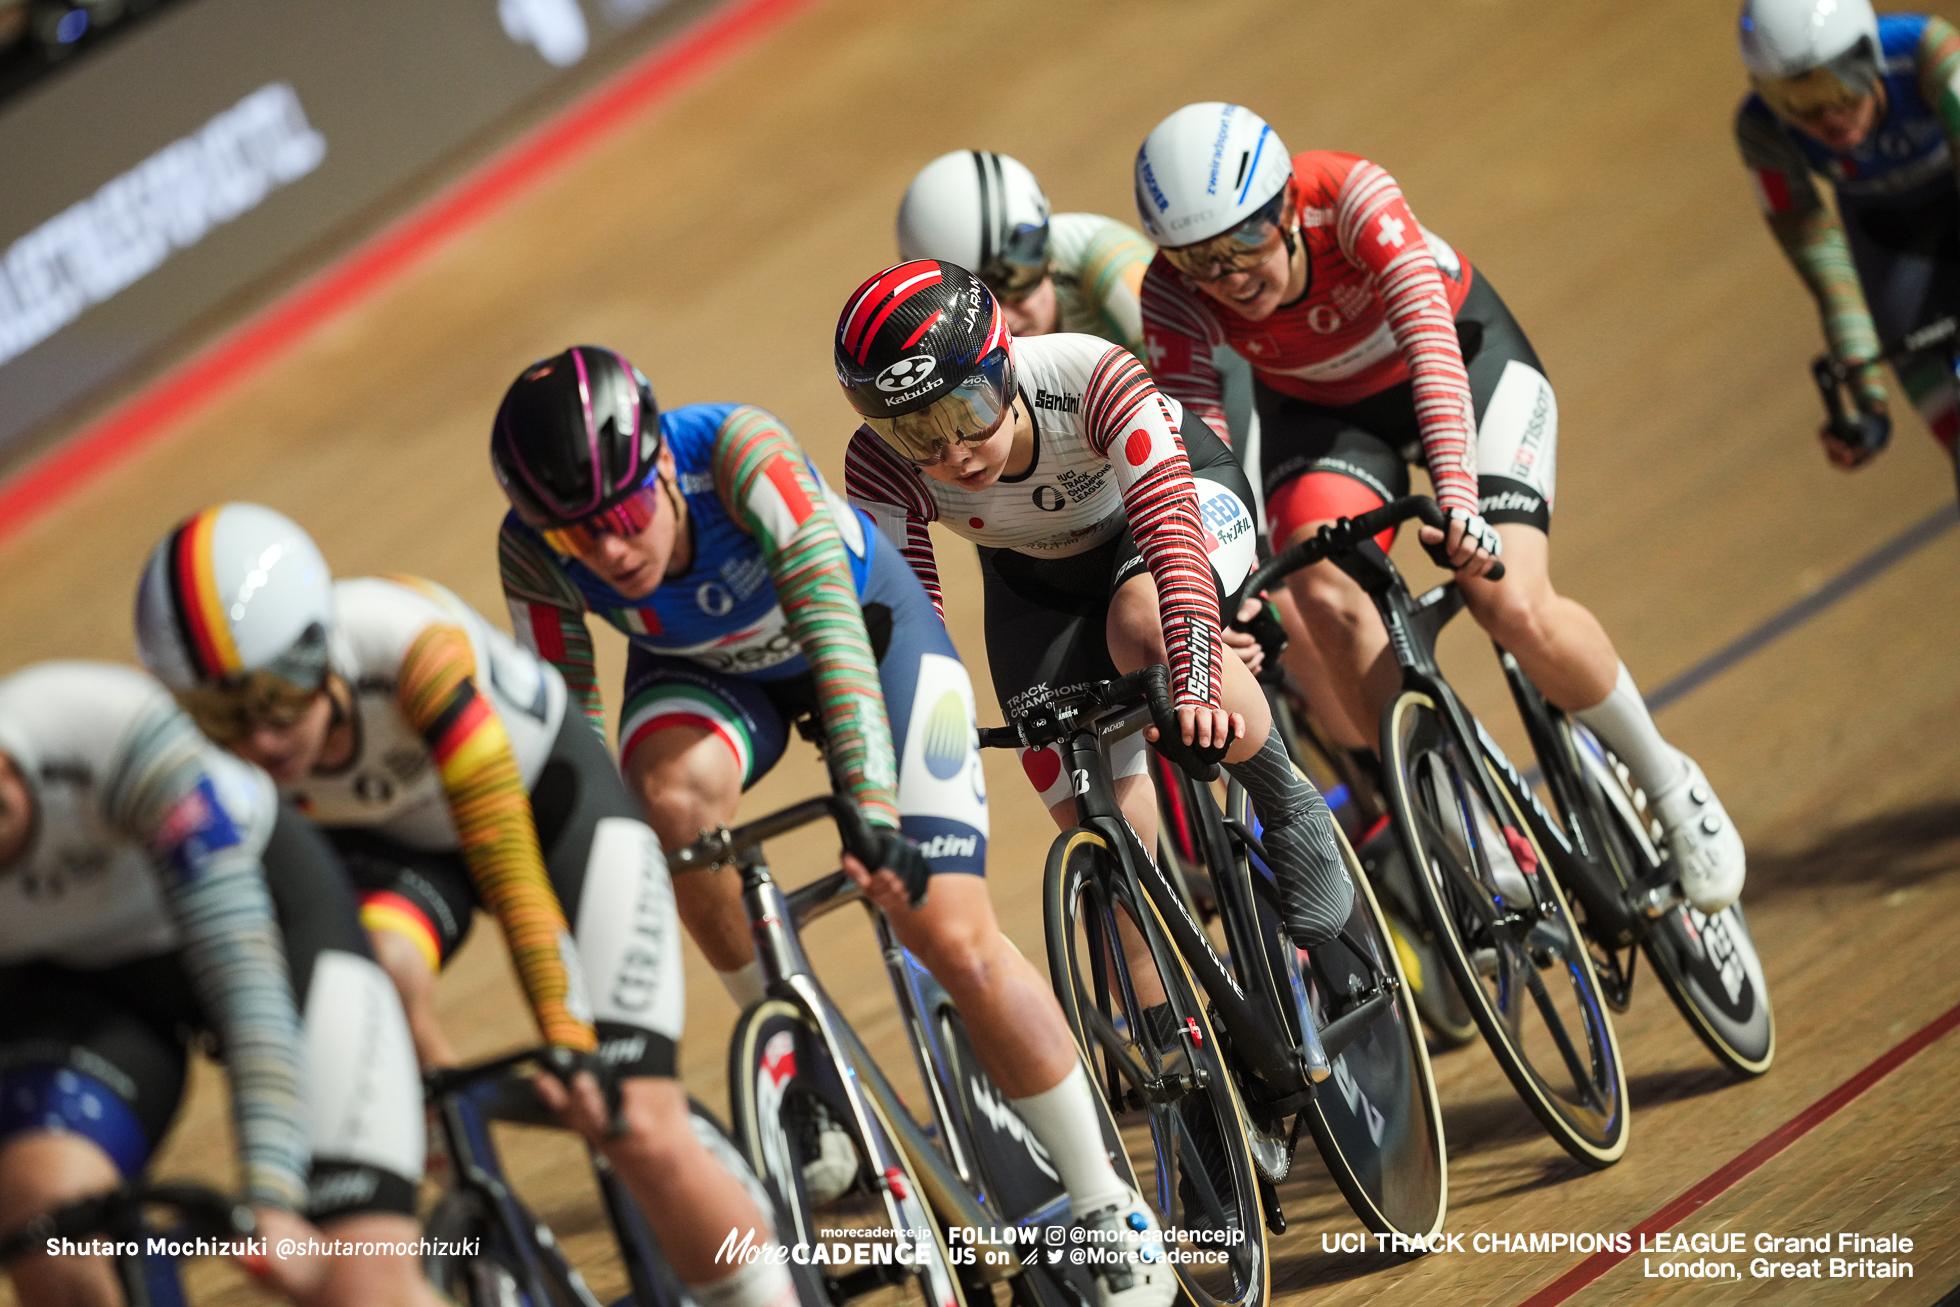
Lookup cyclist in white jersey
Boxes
[0,662,435,1307]
[134,504,797,1307]
[896,150,1271,653]
[838,260,1354,953]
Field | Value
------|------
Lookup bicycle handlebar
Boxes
[977,663,1230,781]
[0,1183,252,1261]
[1812,315,1957,448]
[667,793,883,877]
[1232,496,1503,611]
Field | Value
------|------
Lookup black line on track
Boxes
[1645,501,1959,714]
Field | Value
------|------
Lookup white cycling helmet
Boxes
[135,502,334,699]
[1134,102,1294,248]
[897,151,1053,298]
[1740,0,1884,119]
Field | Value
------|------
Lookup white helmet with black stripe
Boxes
[896,150,1053,299]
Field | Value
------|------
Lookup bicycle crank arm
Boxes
[1317,985,1397,1062]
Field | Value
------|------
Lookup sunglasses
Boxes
[538,483,663,556]
[179,671,322,745]
[862,347,1014,463]
[1161,193,1289,283]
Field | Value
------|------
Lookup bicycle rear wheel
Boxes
[1564,723,1775,1076]
[1384,691,1629,1168]
[1044,827,1270,1307]
[730,999,967,1307]
[1226,788,1448,1241]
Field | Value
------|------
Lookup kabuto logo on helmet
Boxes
[876,356,936,392]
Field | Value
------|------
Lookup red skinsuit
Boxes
[1141,150,1481,517]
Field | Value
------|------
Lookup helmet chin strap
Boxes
[660,471,694,577]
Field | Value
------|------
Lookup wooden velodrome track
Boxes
[4,0,1959,1302]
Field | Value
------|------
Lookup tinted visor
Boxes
[863,346,1014,461]
[976,221,1050,301]
[537,483,662,557]
[1753,43,1882,121]
[178,669,322,745]
[1160,192,1287,282]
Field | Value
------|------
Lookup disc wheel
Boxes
[1384,691,1630,1168]
[1227,787,1449,1241]
[1044,827,1270,1307]
[1565,722,1775,1076]
[730,998,967,1307]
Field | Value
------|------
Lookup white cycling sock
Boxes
[687,1252,798,1307]
[1571,662,1684,798]
[1010,1063,1129,1217]
[716,961,767,1009]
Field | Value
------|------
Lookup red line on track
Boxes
[1518,999,1960,1306]
[0,0,822,549]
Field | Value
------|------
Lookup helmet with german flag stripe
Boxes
[835,259,1014,462]
[135,503,334,739]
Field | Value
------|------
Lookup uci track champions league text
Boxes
[1318,1225,1921,1285]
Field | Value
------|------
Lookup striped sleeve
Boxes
[1918,16,1960,138]
[714,406,901,830]
[1140,259,1234,444]
[114,705,311,1211]
[1332,160,1479,517]
[1073,218,1157,359]
[1083,347,1222,710]
[845,428,945,617]
[399,623,596,1051]
[499,520,605,737]
[1734,101,1884,402]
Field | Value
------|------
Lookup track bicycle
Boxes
[982,664,1446,1307]
[422,1046,816,1307]
[1151,664,1479,1052]
[0,1181,252,1307]
[1236,496,1631,1167]
[673,790,1119,1307]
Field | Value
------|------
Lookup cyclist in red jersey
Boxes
[1134,103,1745,915]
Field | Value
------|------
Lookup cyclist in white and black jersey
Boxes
[0,662,436,1307]
[839,260,1352,951]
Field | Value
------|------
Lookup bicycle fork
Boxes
[739,859,1019,1281]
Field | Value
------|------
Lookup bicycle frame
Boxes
[1050,700,1319,1124]
[732,828,1015,1273]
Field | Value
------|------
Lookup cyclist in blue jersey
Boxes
[1738,0,1960,490]
[492,347,1175,1307]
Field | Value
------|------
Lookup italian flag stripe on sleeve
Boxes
[751,453,816,546]
[1753,168,1793,215]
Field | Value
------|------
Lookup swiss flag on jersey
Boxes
[1147,330,1191,376]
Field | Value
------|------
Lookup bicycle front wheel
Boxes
[1044,827,1270,1307]
[1565,722,1775,1076]
[730,998,967,1307]
[1384,691,1630,1167]
[1227,788,1448,1241]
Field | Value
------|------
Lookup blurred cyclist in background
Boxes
[1736,0,1960,492]
[0,661,436,1307]
[490,348,1174,1307]
[1133,102,1746,915]
[134,504,797,1307]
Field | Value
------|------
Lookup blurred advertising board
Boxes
[0,0,686,453]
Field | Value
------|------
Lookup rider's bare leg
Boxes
[628,727,758,1002]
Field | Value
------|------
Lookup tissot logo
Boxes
[1032,388,1079,413]
[875,355,935,392]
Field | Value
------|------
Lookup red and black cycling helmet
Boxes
[835,260,1014,461]
[490,346,661,531]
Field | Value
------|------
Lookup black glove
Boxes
[539,1045,628,1138]
[1239,596,1289,684]
[870,828,933,911]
